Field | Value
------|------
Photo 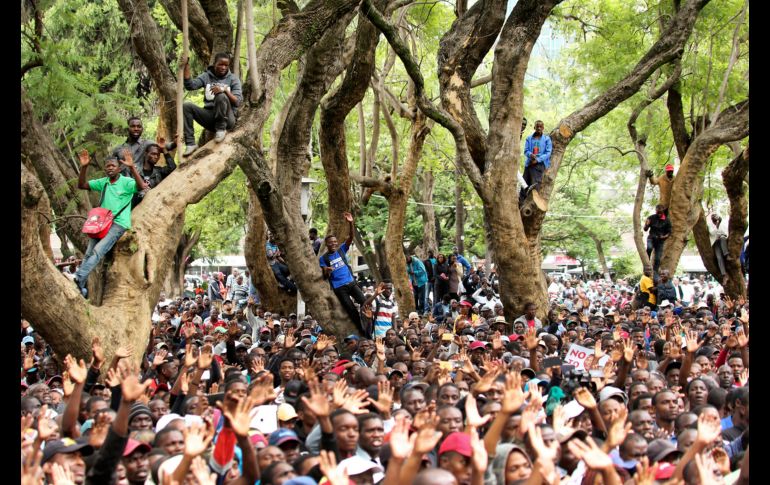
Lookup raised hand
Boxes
[500,372,525,414]
[319,450,349,485]
[604,408,631,451]
[574,388,597,410]
[50,462,76,485]
[412,416,442,454]
[114,345,134,360]
[593,340,605,361]
[524,328,539,351]
[551,405,567,434]
[736,327,749,348]
[220,395,255,437]
[302,378,331,418]
[64,355,87,384]
[23,349,36,372]
[465,394,492,428]
[183,421,215,457]
[623,338,635,363]
[284,333,296,349]
[694,452,720,485]
[567,436,614,470]
[36,405,55,441]
[152,349,168,368]
[78,149,90,167]
[342,212,354,223]
[341,389,370,415]
[388,414,413,460]
[197,345,214,369]
[120,149,134,167]
[315,334,335,351]
[119,365,153,402]
[528,423,559,462]
[695,412,721,446]
[91,337,105,369]
[367,380,393,418]
[375,337,386,362]
[634,457,655,485]
[332,379,348,409]
[189,456,217,485]
[491,331,503,351]
[62,372,75,398]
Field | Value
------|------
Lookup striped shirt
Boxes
[373,296,398,338]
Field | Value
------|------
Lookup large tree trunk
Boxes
[353,229,383,283]
[383,113,430,315]
[660,101,748,272]
[454,170,465,253]
[244,191,296,315]
[721,146,748,298]
[22,0,363,359]
[21,87,91,254]
[692,206,722,277]
[416,169,438,255]
[163,228,201,297]
[318,1,384,240]
[239,9,364,337]
[198,0,233,61]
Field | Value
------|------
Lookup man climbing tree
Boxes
[320,212,366,334]
[644,204,672,274]
[647,163,676,213]
[522,120,552,194]
[74,149,149,297]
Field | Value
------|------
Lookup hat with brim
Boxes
[123,438,151,457]
[337,455,384,476]
[438,431,472,457]
[269,428,301,447]
[646,439,682,463]
[469,341,486,351]
[599,386,628,405]
[556,427,588,444]
[521,368,536,379]
[214,327,228,334]
[42,438,94,464]
[47,375,63,386]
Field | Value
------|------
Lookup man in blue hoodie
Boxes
[522,119,552,191]
[181,52,243,156]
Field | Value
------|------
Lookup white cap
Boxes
[337,456,384,476]
[562,400,585,420]
[659,300,672,308]
[155,413,183,433]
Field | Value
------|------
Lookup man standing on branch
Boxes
[522,120,552,194]
[643,204,672,274]
[74,149,149,297]
[320,212,367,334]
[181,52,243,157]
[647,163,676,213]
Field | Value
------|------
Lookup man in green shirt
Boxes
[74,148,148,297]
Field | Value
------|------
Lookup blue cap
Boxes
[344,334,360,341]
[268,428,300,447]
[22,336,34,345]
[283,478,317,485]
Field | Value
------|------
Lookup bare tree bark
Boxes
[159,0,213,63]
[454,170,465,253]
[660,101,748,273]
[21,87,91,254]
[244,191,296,315]
[720,145,748,298]
[163,228,201,297]
[232,0,244,77]
[416,169,438,255]
[198,0,233,61]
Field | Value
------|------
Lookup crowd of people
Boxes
[31,231,750,484]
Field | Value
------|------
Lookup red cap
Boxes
[459,300,473,307]
[665,164,674,171]
[331,359,352,376]
[508,334,523,342]
[655,462,676,480]
[469,341,486,351]
[619,331,629,339]
[123,438,151,457]
[438,432,472,457]
[249,431,268,447]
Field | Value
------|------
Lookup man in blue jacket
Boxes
[320,212,367,333]
[407,255,429,314]
[522,120,552,191]
[181,52,243,156]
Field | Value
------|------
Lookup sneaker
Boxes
[183,144,199,157]
[74,278,88,298]
[214,130,226,143]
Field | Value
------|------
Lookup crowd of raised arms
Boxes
[26,232,750,485]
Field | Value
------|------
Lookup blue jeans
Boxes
[75,223,127,286]
[414,284,428,314]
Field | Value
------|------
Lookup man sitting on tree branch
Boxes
[320,212,367,334]
[521,119,552,197]
[181,52,243,157]
[74,149,149,297]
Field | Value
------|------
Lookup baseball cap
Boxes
[260,327,271,333]
[646,439,681,462]
[469,341,486,351]
[459,300,473,307]
[214,326,228,334]
[599,386,628,405]
[508,334,523,342]
[22,336,34,345]
[655,462,676,480]
[301,329,312,337]
[123,438,151,457]
[249,431,268,447]
[155,413,183,433]
[277,403,298,422]
[337,455,384,476]
[42,438,94,464]
[387,369,404,379]
[438,431,472,457]
[665,164,674,171]
[344,335,360,342]
[521,368,536,379]
[46,375,63,386]
[659,300,672,308]
[269,428,301,447]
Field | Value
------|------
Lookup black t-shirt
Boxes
[647,214,672,239]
